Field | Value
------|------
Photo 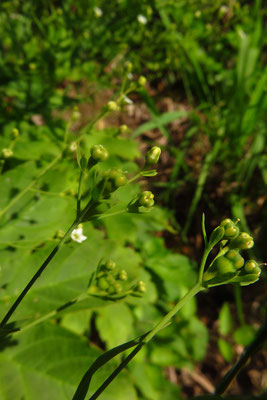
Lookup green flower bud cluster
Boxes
[90,260,146,299]
[203,248,261,288]
[90,144,109,162]
[107,101,120,112]
[95,260,127,296]
[203,218,262,287]
[139,191,154,208]
[130,280,147,297]
[104,168,128,193]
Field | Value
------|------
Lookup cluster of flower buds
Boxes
[139,191,154,208]
[88,260,146,298]
[102,168,128,195]
[203,218,262,287]
[127,190,155,213]
[90,144,109,162]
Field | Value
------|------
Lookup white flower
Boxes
[137,14,147,25]
[71,226,87,243]
[94,7,103,17]
[123,95,133,105]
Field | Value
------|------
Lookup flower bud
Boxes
[146,146,161,165]
[220,218,239,239]
[229,232,254,250]
[90,144,108,162]
[118,269,128,281]
[105,260,116,271]
[244,260,261,274]
[113,282,122,294]
[72,106,81,121]
[208,226,225,248]
[114,174,127,188]
[107,101,119,111]
[138,76,147,86]
[12,128,19,138]
[69,141,78,152]
[225,250,244,269]
[125,61,133,72]
[136,280,146,293]
[2,148,13,158]
[119,124,129,134]
[203,256,237,284]
[139,191,154,208]
[97,277,109,290]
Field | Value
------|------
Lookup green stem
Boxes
[89,344,143,400]
[0,200,93,328]
[13,292,89,336]
[0,219,78,328]
[94,209,127,220]
[88,281,203,400]
[144,282,203,343]
[197,247,211,284]
[77,169,85,217]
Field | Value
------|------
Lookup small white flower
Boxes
[94,7,103,17]
[123,95,133,105]
[137,14,147,25]
[127,72,133,80]
[71,226,87,243]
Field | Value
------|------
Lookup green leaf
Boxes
[218,303,233,336]
[140,170,158,177]
[0,323,137,400]
[234,325,256,346]
[202,213,208,247]
[96,303,134,349]
[132,111,188,138]
[218,338,234,362]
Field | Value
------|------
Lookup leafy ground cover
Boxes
[0,1,266,399]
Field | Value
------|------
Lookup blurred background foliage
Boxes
[0,0,266,399]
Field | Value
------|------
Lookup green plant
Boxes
[72,217,264,399]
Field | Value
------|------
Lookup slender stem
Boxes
[77,169,85,217]
[197,247,211,284]
[13,292,89,336]
[215,316,267,395]
[143,282,203,343]
[88,282,203,400]
[0,200,93,328]
[0,219,78,328]
[94,209,127,220]
[89,344,143,400]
